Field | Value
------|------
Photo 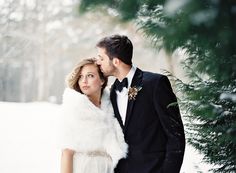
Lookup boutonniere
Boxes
[128,86,142,100]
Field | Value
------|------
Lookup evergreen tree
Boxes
[79,0,236,172]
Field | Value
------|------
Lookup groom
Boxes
[96,34,185,173]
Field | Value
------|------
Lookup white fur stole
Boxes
[59,87,128,167]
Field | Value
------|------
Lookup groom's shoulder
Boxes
[142,70,165,81]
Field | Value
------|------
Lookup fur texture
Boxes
[59,87,128,168]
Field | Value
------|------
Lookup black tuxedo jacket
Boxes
[110,68,185,173]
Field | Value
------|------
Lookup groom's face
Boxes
[97,47,116,77]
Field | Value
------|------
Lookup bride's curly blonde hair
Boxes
[66,58,108,94]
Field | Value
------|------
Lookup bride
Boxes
[60,58,128,173]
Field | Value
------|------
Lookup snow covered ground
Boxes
[0,102,213,173]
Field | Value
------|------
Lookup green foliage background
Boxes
[79,0,236,172]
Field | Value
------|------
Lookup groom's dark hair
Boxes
[96,34,133,65]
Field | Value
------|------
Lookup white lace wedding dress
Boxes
[73,151,113,173]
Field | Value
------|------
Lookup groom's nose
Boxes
[96,58,101,65]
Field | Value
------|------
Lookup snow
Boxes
[46,20,63,32]
[220,93,236,102]
[164,0,190,16]
[0,102,61,173]
[0,102,213,173]
[190,9,217,26]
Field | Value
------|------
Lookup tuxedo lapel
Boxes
[110,84,125,130]
[124,68,143,133]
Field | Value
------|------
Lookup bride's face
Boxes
[78,64,104,97]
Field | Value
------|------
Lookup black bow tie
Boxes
[114,78,128,92]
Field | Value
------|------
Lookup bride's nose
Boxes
[80,76,88,83]
[82,77,88,83]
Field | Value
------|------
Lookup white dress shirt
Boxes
[116,66,136,125]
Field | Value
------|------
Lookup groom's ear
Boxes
[113,57,120,67]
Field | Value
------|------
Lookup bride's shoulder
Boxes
[61,88,96,114]
[102,87,111,99]
[62,88,87,103]
[102,87,113,103]
[101,87,114,113]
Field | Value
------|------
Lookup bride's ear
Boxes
[101,79,105,86]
